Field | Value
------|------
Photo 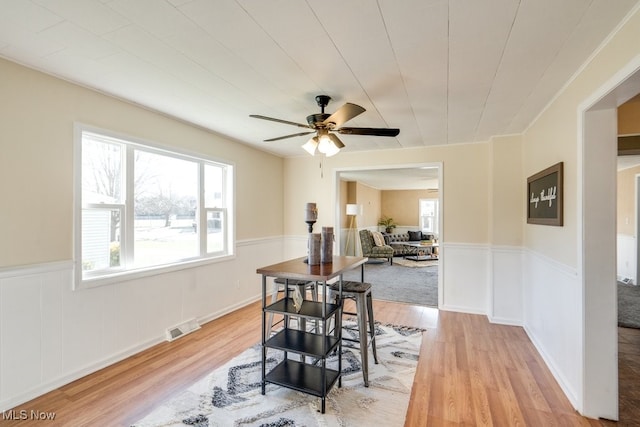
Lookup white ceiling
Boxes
[1,0,639,158]
[340,167,440,190]
[619,155,640,171]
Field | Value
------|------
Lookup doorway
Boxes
[333,163,443,308]
[581,60,640,419]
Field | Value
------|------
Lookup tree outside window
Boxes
[77,128,233,285]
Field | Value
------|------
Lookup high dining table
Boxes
[256,255,367,413]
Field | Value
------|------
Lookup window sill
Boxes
[76,254,235,290]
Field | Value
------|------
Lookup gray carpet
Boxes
[342,260,438,307]
[618,281,640,329]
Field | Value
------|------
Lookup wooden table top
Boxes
[257,256,367,282]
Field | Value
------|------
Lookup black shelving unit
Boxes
[256,256,367,414]
[261,288,341,414]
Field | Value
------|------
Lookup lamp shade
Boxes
[303,132,343,157]
[317,134,332,154]
[346,204,359,216]
[302,136,319,155]
[323,142,341,157]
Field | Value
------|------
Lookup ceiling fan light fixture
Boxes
[323,142,341,157]
[302,136,319,155]
[316,134,341,157]
[317,133,333,154]
[250,95,399,156]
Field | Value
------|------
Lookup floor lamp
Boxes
[344,204,360,256]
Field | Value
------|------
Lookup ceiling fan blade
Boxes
[264,131,315,142]
[250,114,311,129]
[328,133,345,148]
[322,103,365,128]
[337,127,400,137]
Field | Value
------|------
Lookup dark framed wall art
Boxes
[527,162,563,226]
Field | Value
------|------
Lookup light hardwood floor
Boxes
[2,299,612,426]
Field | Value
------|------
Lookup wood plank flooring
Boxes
[1,299,620,426]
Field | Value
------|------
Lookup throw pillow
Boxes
[408,230,422,241]
[371,231,386,246]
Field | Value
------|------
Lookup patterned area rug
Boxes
[394,258,439,268]
[132,321,424,427]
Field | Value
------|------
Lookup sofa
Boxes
[384,231,436,256]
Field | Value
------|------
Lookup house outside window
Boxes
[419,198,438,235]
[75,125,234,287]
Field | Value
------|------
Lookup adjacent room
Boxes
[338,166,441,307]
[2,1,640,425]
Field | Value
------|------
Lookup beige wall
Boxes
[524,6,640,268]
[617,99,640,234]
[284,142,490,244]
[354,182,382,228]
[618,165,640,236]
[618,93,640,134]
[381,189,434,227]
[339,180,350,228]
[341,182,437,230]
[490,135,524,246]
[0,58,284,268]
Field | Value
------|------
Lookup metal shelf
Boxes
[265,298,340,321]
[265,328,340,358]
[265,359,340,398]
[257,256,367,414]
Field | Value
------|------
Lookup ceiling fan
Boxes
[250,95,400,156]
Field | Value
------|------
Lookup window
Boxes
[419,199,438,235]
[75,126,234,286]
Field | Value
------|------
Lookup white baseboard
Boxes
[0,335,163,412]
[524,324,580,411]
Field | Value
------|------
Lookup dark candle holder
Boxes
[305,220,316,234]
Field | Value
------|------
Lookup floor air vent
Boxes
[618,276,635,285]
[166,318,201,342]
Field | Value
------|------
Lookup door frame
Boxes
[333,163,443,307]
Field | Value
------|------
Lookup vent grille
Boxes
[618,276,635,285]
[165,318,201,342]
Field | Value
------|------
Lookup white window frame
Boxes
[419,198,439,235]
[73,124,235,289]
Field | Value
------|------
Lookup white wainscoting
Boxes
[0,237,283,411]
[2,237,582,414]
[522,249,582,411]
[617,233,636,284]
[439,243,490,315]
[489,246,524,326]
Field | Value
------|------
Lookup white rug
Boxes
[394,258,438,268]
[132,322,424,427]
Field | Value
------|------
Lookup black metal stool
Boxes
[328,280,378,386]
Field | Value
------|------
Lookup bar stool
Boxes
[266,278,318,337]
[328,280,378,386]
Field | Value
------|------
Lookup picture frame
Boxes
[527,162,563,226]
